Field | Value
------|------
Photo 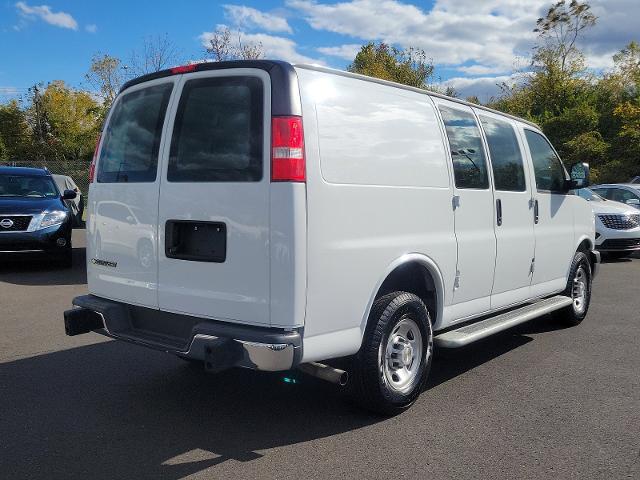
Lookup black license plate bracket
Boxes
[165,220,226,263]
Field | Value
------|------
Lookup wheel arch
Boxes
[360,254,445,337]
[575,235,593,253]
[573,235,596,274]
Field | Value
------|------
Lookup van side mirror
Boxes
[62,189,77,200]
[568,162,590,190]
[626,198,640,206]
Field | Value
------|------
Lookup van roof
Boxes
[119,60,540,130]
[294,63,540,130]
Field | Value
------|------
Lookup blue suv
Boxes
[0,166,77,267]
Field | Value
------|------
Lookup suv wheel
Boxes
[348,291,433,415]
[58,242,73,268]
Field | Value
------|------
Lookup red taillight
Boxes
[170,64,198,74]
[89,133,101,183]
[271,116,305,182]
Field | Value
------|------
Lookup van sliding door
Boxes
[478,113,535,309]
[435,100,496,319]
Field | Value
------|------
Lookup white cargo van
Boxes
[65,61,599,414]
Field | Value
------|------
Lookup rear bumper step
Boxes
[434,295,573,348]
[64,295,302,372]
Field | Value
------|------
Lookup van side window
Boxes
[439,106,489,189]
[97,83,173,183]
[524,130,567,193]
[168,77,264,182]
[480,116,526,192]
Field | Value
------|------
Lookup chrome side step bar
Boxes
[434,295,573,348]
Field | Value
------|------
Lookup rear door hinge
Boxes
[454,270,461,290]
[530,258,535,275]
[452,195,460,210]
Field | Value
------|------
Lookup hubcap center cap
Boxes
[401,345,413,366]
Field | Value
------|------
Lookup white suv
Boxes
[64,61,599,414]
[578,188,640,259]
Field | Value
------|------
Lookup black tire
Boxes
[556,250,592,326]
[348,291,433,415]
[57,246,73,268]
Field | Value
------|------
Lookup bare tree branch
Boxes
[205,26,264,61]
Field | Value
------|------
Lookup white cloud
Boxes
[455,65,510,76]
[15,1,78,30]
[287,0,550,72]
[443,74,519,101]
[223,4,292,34]
[286,0,548,72]
[200,26,323,64]
[0,87,20,96]
[317,43,362,60]
[85,24,97,34]
[286,0,639,75]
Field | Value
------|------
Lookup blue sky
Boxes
[1,0,638,102]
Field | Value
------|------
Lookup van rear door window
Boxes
[97,83,173,183]
[439,106,489,189]
[168,76,264,182]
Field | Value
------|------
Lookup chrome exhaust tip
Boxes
[298,362,349,386]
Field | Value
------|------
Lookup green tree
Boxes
[0,100,32,161]
[348,42,435,89]
[611,40,640,88]
[38,81,101,161]
[0,135,8,162]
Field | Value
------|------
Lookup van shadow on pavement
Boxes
[0,320,547,480]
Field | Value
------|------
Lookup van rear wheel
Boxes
[348,291,433,415]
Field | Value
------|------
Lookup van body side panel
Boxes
[295,67,456,361]
[269,182,307,328]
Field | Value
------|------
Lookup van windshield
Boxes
[0,174,59,198]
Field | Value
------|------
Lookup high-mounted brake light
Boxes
[170,64,198,74]
[88,133,101,183]
[271,116,305,182]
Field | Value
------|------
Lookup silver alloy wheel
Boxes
[572,265,588,315]
[380,315,424,394]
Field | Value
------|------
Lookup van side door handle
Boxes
[534,199,539,224]
[496,198,502,226]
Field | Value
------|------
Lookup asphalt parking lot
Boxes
[1,229,639,480]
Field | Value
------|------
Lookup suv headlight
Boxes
[39,210,68,229]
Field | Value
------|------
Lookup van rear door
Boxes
[88,79,176,308]
[157,69,272,326]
